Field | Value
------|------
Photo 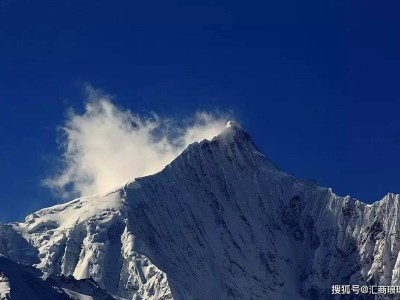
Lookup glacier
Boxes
[0,121,399,299]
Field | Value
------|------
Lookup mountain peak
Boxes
[217,120,249,139]
[225,120,242,129]
[214,120,257,150]
[195,120,280,171]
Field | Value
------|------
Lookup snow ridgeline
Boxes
[0,122,400,299]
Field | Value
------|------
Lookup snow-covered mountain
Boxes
[1,121,399,299]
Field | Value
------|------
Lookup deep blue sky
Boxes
[0,0,399,221]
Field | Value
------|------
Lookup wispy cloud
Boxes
[43,85,228,198]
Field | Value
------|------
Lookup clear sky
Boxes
[0,0,399,221]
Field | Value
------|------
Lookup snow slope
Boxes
[1,121,400,299]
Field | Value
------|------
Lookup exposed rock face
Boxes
[0,123,399,299]
[0,254,114,300]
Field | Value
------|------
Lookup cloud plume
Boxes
[43,86,228,198]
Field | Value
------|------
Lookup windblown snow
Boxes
[0,122,399,299]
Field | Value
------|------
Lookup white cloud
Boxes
[43,85,228,198]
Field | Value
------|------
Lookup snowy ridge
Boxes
[0,122,399,299]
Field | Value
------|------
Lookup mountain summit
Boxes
[0,123,399,299]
